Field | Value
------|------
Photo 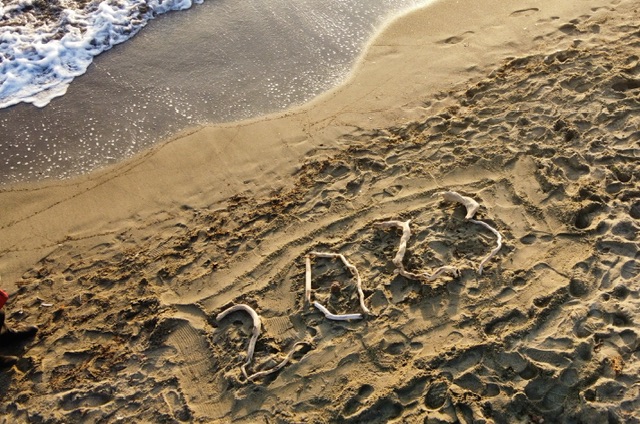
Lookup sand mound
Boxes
[1,2,639,423]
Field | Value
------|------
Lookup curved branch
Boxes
[309,251,370,315]
[313,301,363,321]
[469,219,503,275]
[246,341,310,382]
[440,191,480,219]
[397,265,461,281]
[374,220,411,269]
[216,304,262,380]
[375,220,459,282]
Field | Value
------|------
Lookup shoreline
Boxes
[0,0,624,285]
[0,0,432,186]
[1,0,639,422]
[0,0,609,190]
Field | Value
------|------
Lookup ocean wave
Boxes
[0,0,203,108]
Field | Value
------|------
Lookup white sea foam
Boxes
[1,0,431,185]
[0,0,203,108]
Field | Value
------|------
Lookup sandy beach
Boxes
[1,0,639,422]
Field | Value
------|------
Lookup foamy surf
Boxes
[1,0,430,185]
[0,0,203,108]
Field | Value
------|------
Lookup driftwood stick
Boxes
[309,251,370,315]
[374,220,411,268]
[313,301,363,321]
[397,265,461,281]
[216,304,262,380]
[470,219,503,275]
[440,191,480,219]
[246,341,309,382]
[426,266,461,281]
[336,255,369,315]
[305,255,312,305]
[375,220,459,282]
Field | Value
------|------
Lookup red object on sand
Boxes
[0,289,8,309]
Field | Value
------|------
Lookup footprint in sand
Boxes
[379,328,418,356]
[424,378,450,410]
[510,8,540,18]
[611,75,640,92]
[620,259,639,280]
[162,389,191,422]
[574,202,607,230]
[342,384,375,417]
[438,31,475,45]
[59,389,113,411]
[631,201,640,220]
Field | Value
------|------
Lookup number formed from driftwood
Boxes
[305,251,369,320]
[439,191,503,274]
[216,304,261,380]
[470,219,503,275]
[374,220,460,281]
[216,304,307,381]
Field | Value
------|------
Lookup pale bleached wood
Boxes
[304,255,312,305]
[440,191,480,219]
[216,304,262,380]
[246,341,309,382]
[470,219,503,275]
[375,220,460,282]
[440,191,503,273]
[308,251,370,315]
[313,301,363,321]
[374,220,411,269]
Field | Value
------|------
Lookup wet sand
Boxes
[1,0,639,422]
[0,0,428,184]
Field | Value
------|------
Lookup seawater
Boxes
[0,0,431,184]
[0,0,205,108]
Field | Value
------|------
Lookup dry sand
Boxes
[1,0,639,422]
